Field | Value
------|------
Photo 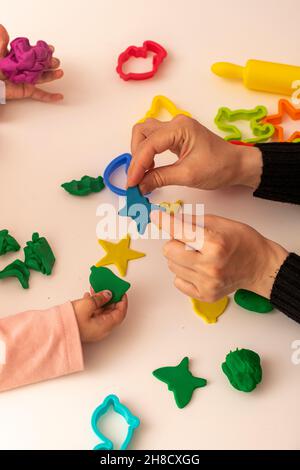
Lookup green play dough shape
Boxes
[0,259,30,289]
[89,266,131,304]
[222,348,262,392]
[234,289,274,313]
[24,232,55,275]
[152,357,207,409]
[61,175,105,196]
[0,229,20,255]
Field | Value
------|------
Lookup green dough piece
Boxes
[61,175,105,196]
[0,259,30,289]
[234,289,273,313]
[89,266,130,304]
[152,357,207,409]
[24,233,55,275]
[222,348,262,392]
[0,229,20,255]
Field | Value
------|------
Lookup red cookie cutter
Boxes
[116,40,167,81]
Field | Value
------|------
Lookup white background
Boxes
[0,0,300,450]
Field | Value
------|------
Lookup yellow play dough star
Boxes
[96,234,145,277]
[191,296,229,324]
[159,200,183,215]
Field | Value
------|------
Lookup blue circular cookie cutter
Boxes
[103,153,132,196]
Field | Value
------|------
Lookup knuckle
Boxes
[163,241,174,258]
[152,170,164,188]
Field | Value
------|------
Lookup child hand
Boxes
[0,24,63,102]
[151,211,288,302]
[72,291,128,343]
[128,115,262,193]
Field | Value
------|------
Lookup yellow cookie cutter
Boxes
[138,95,192,123]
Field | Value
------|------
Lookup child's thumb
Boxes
[0,25,9,58]
[91,290,112,308]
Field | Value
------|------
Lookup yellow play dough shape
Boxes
[96,234,145,277]
[191,296,229,324]
[138,95,192,123]
[159,200,183,215]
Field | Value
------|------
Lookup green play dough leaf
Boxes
[0,259,30,289]
[0,229,20,255]
[61,175,105,196]
[89,266,131,304]
[153,357,207,409]
[24,232,55,275]
[222,348,262,392]
[234,289,274,313]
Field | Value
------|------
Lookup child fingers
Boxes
[29,86,63,102]
[50,57,60,69]
[37,69,64,84]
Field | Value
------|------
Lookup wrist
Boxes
[248,239,289,299]
[233,145,263,189]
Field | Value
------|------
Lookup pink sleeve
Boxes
[0,302,84,392]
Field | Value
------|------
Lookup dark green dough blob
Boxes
[234,289,274,313]
[222,348,262,392]
[24,233,55,275]
[153,357,207,409]
[89,266,131,304]
[0,259,30,289]
[0,229,20,255]
[61,175,105,196]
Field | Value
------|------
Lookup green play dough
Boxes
[0,259,30,289]
[0,229,20,255]
[61,175,105,196]
[89,266,130,304]
[153,357,207,409]
[234,289,274,313]
[222,348,262,392]
[24,232,55,275]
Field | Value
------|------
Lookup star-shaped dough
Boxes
[263,99,300,142]
[153,357,207,409]
[96,234,145,277]
[191,296,229,324]
[118,186,164,235]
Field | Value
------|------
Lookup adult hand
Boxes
[151,210,288,302]
[128,115,262,194]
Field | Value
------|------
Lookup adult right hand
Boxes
[128,115,263,194]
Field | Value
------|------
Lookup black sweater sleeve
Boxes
[271,253,300,324]
[253,142,300,204]
[251,143,300,323]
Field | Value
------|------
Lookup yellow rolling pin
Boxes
[211,59,300,96]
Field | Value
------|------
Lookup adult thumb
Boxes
[140,164,184,194]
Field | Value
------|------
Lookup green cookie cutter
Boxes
[214,105,275,143]
[91,394,140,450]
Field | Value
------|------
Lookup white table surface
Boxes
[0,0,300,450]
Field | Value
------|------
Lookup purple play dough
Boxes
[0,37,53,84]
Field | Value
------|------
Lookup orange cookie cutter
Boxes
[263,99,300,142]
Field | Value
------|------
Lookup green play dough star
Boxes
[0,229,20,256]
[89,266,131,304]
[152,357,207,409]
[61,175,105,196]
[0,259,30,289]
[234,289,274,313]
[24,233,55,275]
[222,348,262,392]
